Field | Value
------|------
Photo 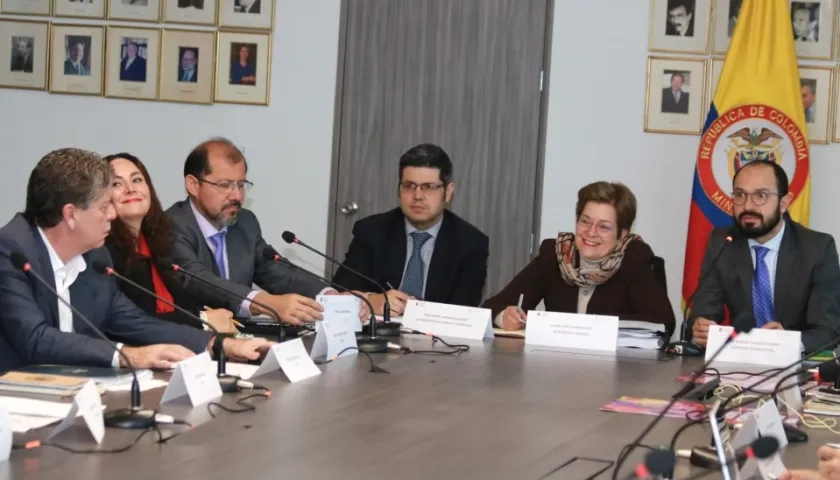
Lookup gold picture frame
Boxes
[217,0,274,30]
[644,56,707,135]
[711,0,741,55]
[214,30,271,105]
[48,23,104,96]
[649,0,712,54]
[159,28,215,104]
[797,64,832,144]
[0,0,50,16]
[107,0,161,22]
[105,26,161,101]
[53,0,106,19]
[0,19,49,91]
[162,0,217,25]
[791,0,836,60]
[707,56,724,103]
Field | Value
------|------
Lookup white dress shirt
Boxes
[37,228,122,367]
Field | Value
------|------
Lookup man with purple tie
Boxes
[688,160,840,353]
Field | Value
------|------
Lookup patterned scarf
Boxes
[555,232,640,288]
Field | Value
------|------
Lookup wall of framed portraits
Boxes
[0,0,343,274]
[538,0,840,327]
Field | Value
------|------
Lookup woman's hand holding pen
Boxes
[501,294,527,331]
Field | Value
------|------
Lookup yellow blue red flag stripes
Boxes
[681,0,811,325]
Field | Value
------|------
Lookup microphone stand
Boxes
[282,231,402,337]
[10,253,156,429]
[93,262,246,393]
[263,247,388,353]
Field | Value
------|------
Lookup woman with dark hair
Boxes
[104,153,238,333]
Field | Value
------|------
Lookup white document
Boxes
[732,400,788,479]
[705,326,801,368]
[252,338,322,383]
[524,311,618,352]
[48,380,104,444]
[310,313,359,359]
[318,294,362,332]
[0,407,10,462]
[401,300,493,341]
[160,352,222,406]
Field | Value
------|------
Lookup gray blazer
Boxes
[689,220,840,352]
[0,213,211,371]
[166,199,325,313]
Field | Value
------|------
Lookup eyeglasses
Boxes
[576,217,615,236]
[731,190,781,206]
[198,178,254,194]
[398,182,446,193]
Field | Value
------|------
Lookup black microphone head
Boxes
[281,231,296,244]
[91,261,110,275]
[732,313,755,334]
[750,436,780,459]
[818,360,840,383]
[9,252,28,270]
[263,245,280,261]
[643,449,676,476]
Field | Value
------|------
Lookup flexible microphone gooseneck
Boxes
[666,230,735,356]
[262,246,388,353]
[10,252,156,429]
[281,230,402,337]
[170,263,285,343]
[613,318,754,480]
[91,262,252,394]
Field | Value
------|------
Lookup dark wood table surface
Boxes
[4,335,831,479]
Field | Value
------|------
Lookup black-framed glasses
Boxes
[198,177,254,194]
[731,190,781,206]
[398,181,446,194]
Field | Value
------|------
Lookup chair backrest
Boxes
[650,255,667,294]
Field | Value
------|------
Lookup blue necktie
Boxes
[401,231,432,299]
[209,231,227,280]
[752,246,774,327]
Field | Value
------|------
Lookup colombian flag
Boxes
[681,0,811,327]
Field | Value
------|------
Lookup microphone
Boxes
[627,449,675,480]
[91,261,252,393]
[666,229,736,357]
[9,252,156,429]
[682,437,781,480]
[676,435,780,470]
[262,246,388,353]
[282,230,401,337]
[170,263,286,343]
[613,317,753,479]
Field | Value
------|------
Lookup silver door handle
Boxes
[340,201,359,215]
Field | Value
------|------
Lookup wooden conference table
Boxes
[4,334,832,479]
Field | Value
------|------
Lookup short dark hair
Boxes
[398,143,453,184]
[732,160,789,196]
[667,0,693,11]
[24,148,111,228]
[183,137,248,179]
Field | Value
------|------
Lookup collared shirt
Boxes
[398,216,443,299]
[37,227,122,368]
[748,219,786,304]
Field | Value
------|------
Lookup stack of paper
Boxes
[618,320,667,350]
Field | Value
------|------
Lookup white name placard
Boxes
[311,312,359,360]
[401,300,493,341]
[318,294,362,332]
[49,380,104,444]
[705,326,800,368]
[160,352,222,406]
[524,311,618,352]
[251,338,322,383]
[732,400,788,479]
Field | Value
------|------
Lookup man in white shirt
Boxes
[0,147,272,371]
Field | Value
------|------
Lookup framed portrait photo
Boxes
[797,65,832,144]
[105,27,160,101]
[707,57,724,102]
[648,0,711,54]
[218,0,274,30]
[0,0,49,16]
[790,0,835,60]
[0,20,49,90]
[53,0,106,19]
[162,0,216,25]
[644,56,707,135]
[215,31,271,105]
[712,0,742,54]
[49,24,104,96]
[832,66,840,142]
[107,0,161,22]
[159,29,214,104]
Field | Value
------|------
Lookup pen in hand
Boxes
[516,293,526,324]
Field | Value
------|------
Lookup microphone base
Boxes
[357,337,389,354]
[666,341,704,356]
[361,321,402,337]
[218,374,243,393]
[104,407,157,429]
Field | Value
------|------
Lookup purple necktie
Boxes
[752,246,774,327]
[209,231,227,279]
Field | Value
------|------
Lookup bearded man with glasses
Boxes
[688,160,840,353]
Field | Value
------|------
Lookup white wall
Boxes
[540,1,840,333]
[0,0,341,274]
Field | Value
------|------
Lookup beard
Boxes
[735,207,782,239]
[211,201,241,228]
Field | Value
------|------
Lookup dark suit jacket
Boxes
[661,88,690,114]
[64,59,90,75]
[105,238,204,329]
[689,221,840,352]
[10,54,32,73]
[482,238,676,330]
[333,208,489,307]
[0,214,211,372]
[120,56,147,82]
[166,199,325,314]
